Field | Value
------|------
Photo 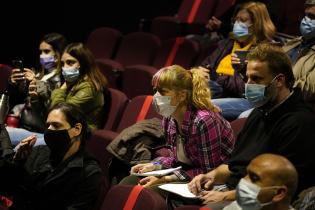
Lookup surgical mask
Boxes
[245,76,278,107]
[233,21,251,40]
[44,129,73,165]
[62,67,80,82]
[236,178,274,210]
[40,54,56,70]
[153,94,177,117]
[300,16,315,40]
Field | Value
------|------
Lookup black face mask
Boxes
[44,129,73,165]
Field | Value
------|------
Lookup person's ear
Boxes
[272,186,287,202]
[71,123,82,138]
[275,74,285,88]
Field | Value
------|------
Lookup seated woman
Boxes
[8,42,108,146]
[8,33,67,111]
[7,33,68,145]
[50,42,108,130]
[200,1,276,120]
[120,65,235,195]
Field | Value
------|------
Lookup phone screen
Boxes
[12,60,24,72]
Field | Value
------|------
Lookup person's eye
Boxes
[307,13,315,20]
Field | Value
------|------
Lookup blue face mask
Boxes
[245,76,278,107]
[62,67,80,83]
[40,54,56,70]
[300,16,315,40]
[233,21,251,41]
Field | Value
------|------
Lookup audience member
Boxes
[8,33,67,114]
[120,65,235,194]
[188,44,315,209]
[0,103,102,210]
[200,2,276,121]
[223,154,297,210]
[8,42,109,146]
[283,0,315,102]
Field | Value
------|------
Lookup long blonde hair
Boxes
[152,65,218,112]
[236,2,276,44]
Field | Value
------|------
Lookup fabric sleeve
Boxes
[51,83,96,111]
[174,117,234,181]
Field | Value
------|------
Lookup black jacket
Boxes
[0,145,101,210]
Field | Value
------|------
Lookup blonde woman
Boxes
[120,65,235,192]
[201,1,276,120]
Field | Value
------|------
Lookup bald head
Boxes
[250,154,298,198]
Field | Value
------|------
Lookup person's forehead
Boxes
[247,60,269,75]
[248,158,279,182]
[47,109,67,123]
[61,53,77,62]
[306,4,315,13]
[39,41,53,50]
[236,9,250,20]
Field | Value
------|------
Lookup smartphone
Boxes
[12,60,24,72]
[234,50,249,65]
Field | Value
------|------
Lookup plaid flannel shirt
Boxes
[155,107,235,181]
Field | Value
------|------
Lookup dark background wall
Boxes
[0,0,181,68]
[0,0,304,69]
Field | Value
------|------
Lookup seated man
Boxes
[224,153,297,210]
[0,103,102,210]
[240,0,315,118]
[188,43,315,209]
[283,0,315,102]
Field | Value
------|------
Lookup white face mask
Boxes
[236,178,275,210]
[152,94,177,118]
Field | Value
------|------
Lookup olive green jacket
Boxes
[51,80,104,130]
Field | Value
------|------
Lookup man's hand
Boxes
[13,135,37,161]
[199,190,228,204]
[188,172,215,195]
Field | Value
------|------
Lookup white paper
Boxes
[158,183,198,199]
[132,166,182,177]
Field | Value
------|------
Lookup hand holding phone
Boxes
[12,60,24,72]
[234,50,249,66]
[10,60,25,84]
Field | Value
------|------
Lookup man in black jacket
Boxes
[0,103,101,210]
[188,43,315,209]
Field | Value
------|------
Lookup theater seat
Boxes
[96,32,161,88]
[0,64,12,91]
[86,27,122,59]
[175,206,212,210]
[101,185,167,210]
[151,0,217,40]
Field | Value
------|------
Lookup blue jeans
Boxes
[6,126,45,147]
[209,80,223,99]
[212,98,253,121]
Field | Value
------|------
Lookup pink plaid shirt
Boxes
[155,107,235,180]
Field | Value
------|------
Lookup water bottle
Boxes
[0,90,9,124]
